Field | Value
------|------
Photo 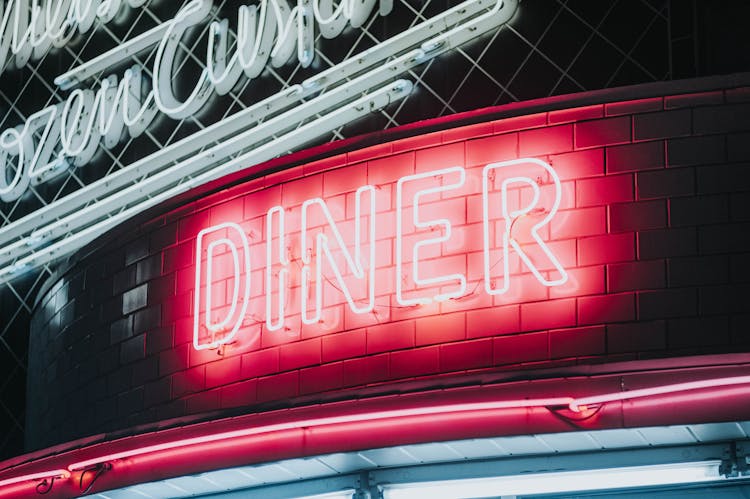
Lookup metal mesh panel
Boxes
[0,0,684,459]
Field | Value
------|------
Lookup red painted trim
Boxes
[2,366,749,498]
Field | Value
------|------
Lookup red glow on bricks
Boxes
[47,82,750,433]
[187,158,575,361]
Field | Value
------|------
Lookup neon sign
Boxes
[0,0,148,76]
[0,0,519,283]
[193,158,567,350]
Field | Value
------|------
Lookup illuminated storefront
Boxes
[0,1,749,498]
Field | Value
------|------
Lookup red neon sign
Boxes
[193,158,569,351]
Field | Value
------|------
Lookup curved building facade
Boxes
[1,1,750,498]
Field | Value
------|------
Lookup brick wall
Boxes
[26,82,750,450]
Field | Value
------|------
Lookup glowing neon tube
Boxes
[66,396,574,472]
[62,375,750,471]
[0,0,518,282]
[382,462,726,498]
[0,469,69,489]
[0,81,412,280]
[54,24,171,90]
[568,375,750,412]
[0,373,749,494]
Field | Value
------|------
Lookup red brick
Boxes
[172,366,205,398]
[149,274,176,304]
[670,195,729,227]
[151,399,182,422]
[638,227,697,259]
[607,260,666,293]
[466,305,520,338]
[263,168,300,190]
[491,272,550,306]
[163,241,194,273]
[323,164,367,197]
[367,320,414,354]
[390,346,440,379]
[415,312,466,346]
[548,105,603,124]
[244,185,281,217]
[321,329,366,363]
[415,142,465,173]
[698,222,750,255]
[220,379,257,409]
[466,133,518,166]
[699,284,748,317]
[302,154,345,177]
[189,345,219,368]
[693,103,750,134]
[607,321,666,352]
[159,343,189,376]
[729,132,750,162]
[575,116,631,148]
[578,293,635,325]
[120,334,145,364]
[493,113,547,134]
[368,151,414,185]
[577,174,633,207]
[667,316,729,349]
[342,354,389,386]
[281,174,323,207]
[578,233,635,266]
[279,338,321,371]
[668,255,729,287]
[205,356,241,389]
[175,267,195,295]
[493,332,548,365]
[610,199,667,232]
[725,87,750,103]
[550,206,607,240]
[633,110,691,141]
[300,362,344,394]
[550,326,605,358]
[172,315,193,346]
[178,210,210,242]
[143,378,171,407]
[665,91,723,109]
[667,136,725,167]
[256,371,299,402]
[209,197,244,225]
[605,98,662,116]
[549,149,604,180]
[241,348,279,379]
[442,122,494,143]
[637,167,695,199]
[347,142,391,164]
[150,223,177,251]
[392,131,442,153]
[520,298,576,332]
[549,265,606,299]
[638,288,697,320]
[185,390,220,415]
[606,141,664,173]
[440,339,493,372]
[519,125,573,156]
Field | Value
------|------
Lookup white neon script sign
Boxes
[0,0,394,202]
[0,0,519,283]
[0,0,148,76]
[193,159,568,350]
